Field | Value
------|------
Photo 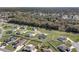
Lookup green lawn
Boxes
[27,40,42,46]
[0,35,10,42]
[71,48,77,52]
[5,44,15,51]
[38,28,79,42]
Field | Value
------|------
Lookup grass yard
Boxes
[5,44,15,51]
[71,48,77,52]
[27,39,42,46]
[0,35,10,42]
[38,28,79,42]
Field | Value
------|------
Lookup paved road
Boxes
[72,42,79,52]
[14,45,24,52]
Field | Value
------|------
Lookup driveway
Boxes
[67,37,79,52]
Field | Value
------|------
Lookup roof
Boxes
[15,39,26,47]
[57,44,70,52]
[38,34,47,39]
[27,44,35,47]
[23,44,35,52]
[57,36,67,42]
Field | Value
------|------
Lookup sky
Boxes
[0,0,79,7]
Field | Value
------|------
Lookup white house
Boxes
[23,44,37,52]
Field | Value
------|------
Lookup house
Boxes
[57,36,67,42]
[10,36,16,40]
[38,33,47,39]
[20,26,25,29]
[57,44,70,52]
[32,27,37,31]
[26,32,36,37]
[62,15,68,19]
[1,42,6,46]
[12,39,26,49]
[0,19,7,22]
[73,15,79,20]
[9,36,16,42]
[16,32,20,35]
[22,44,37,52]
[3,36,17,44]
